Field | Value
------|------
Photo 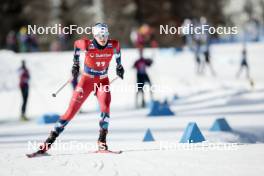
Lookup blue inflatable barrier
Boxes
[148,100,174,116]
[38,113,60,124]
[180,122,205,143]
[143,128,155,142]
[210,118,232,132]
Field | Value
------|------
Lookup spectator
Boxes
[19,60,30,121]
[133,48,153,108]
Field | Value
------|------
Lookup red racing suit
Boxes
[54,38,121,134]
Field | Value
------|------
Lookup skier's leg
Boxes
[145,74,153,101]
[136,74,143,108]
[136,86,144,108]
[39,75,94,153]
[196,56,201,74]
[136,90,143,108]
[96,79,111,150]
[141,82,146,108]
[209,63,216,76]
[24,87,29,114]
[236,66,243,78]
[136,82,145,108]
[61,75,94,119]
[136,91,139,108]
[246,66,250,79]
[200,59,206,75]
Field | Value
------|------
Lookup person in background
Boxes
[17,27,29,52]
[201,45,216,76]
[192,18,203,75]
[6,30,17,52]
[19,60,30,121]
[194,41,202,74]
[236,47,254,88]
[237,47,250,79]
[130,24,158,48]
[17,26,39,52]
[193,17,210,75]
[133,48,153,108]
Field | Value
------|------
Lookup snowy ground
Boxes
[0,43,264,176]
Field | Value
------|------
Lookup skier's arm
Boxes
[114,41,124,79]
[71,46,80,79]
[114,41,121,65]
[145,59,153,67]
[71,39,89,78]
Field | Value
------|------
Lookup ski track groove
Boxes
[98,160,104,171]
[141,157,176,176]
[113,169,119,176]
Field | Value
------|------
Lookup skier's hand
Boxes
[116,64,124,79]
[72,63,80,79]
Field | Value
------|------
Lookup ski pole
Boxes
[110,76,119,84]
[52,78,72,97]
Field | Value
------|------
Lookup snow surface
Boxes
[0,43,264,176]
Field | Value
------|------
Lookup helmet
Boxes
[92,23,109,39]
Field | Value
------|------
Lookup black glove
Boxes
[72,63,80,79]
[116,64,124,79]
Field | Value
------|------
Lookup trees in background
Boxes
[1,0,263,50]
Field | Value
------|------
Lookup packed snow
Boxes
[0,43,264,176]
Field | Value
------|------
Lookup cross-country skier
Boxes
[133,48,153,108]
[31,23,124,155]
[236,47,254,88]
[236,47,250,79]
[201,45,216,76]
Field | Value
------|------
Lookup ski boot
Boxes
[26,131,59,158]
[97,129,108,151]
[20,115,29,121]
[39,130,59,153]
